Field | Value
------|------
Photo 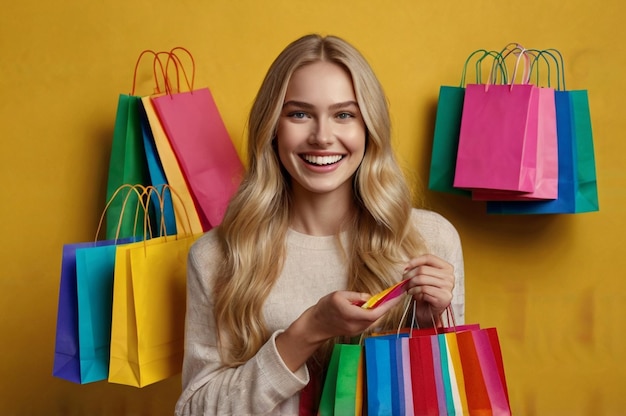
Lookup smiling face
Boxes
[276,61,366,201]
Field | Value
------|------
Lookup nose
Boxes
[309,118,333,146]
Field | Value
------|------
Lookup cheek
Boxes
[343,127,367,157]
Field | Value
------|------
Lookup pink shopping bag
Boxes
[151,49,243,229]
[472,52,559,201]
[454,81,539,193]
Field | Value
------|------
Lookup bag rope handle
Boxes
[527,48,565,90]
[94,184,156,243]
[484,43,530,91]
[460,49,508,87]
[130,50,169,96]
[164,47,195,95]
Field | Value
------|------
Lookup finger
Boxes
[405,270,455,292]
[408,285,453,309]
[403,254,453,272]
[343,291,372,306]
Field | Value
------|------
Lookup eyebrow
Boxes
[282,100,360,111]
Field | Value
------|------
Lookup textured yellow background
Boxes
[1,1,624,414]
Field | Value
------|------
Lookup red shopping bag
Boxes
[408,334,440,415]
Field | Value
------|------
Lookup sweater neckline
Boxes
[286,228,347,250]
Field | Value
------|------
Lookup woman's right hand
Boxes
[305,290,401,341]
[275,290,402,372]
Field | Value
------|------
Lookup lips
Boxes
[301,154,344,166]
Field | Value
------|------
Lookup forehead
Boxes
[284,61,356,103]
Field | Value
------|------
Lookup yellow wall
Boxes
[1,1,624,414]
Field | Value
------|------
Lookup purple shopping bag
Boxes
[53,238,133,383]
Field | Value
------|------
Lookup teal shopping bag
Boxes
[75,243,127,383]
[428,49,505,196]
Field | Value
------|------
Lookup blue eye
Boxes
[337,112,353,119]
[288,111,308,119]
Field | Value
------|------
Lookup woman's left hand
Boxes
[403,254,455,326]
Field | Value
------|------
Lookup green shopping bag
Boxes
[106,50,172,239]
[428,49,506,196]
[318,344,363,416]
[570,90,599,213]
[105,95,150,239]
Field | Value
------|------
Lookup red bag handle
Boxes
[164,47,196,94]
[130,49,171,95]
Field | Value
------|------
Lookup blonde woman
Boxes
[175,34,464,415]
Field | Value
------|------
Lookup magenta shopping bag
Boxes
[454,82,540,193]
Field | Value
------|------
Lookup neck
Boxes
[289,185,356,236]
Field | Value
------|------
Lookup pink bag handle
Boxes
[485,43,531,91]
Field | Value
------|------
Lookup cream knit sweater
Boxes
[175,209,464,415]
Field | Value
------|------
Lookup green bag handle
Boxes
[527,48,566,90]
[460,49,508,87]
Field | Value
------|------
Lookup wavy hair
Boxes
[214,34,426,366]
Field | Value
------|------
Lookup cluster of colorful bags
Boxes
[54,48,241,387]
[428,43,599,214]
[104,47,243,239]
[53,185,202,387]
[318,307,511,415]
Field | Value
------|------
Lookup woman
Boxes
[175,34,464,415]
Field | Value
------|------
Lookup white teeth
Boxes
[303,154,343,166]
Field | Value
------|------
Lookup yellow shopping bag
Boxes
[108,233,201,387]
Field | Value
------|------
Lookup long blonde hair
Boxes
[214,34,426,366]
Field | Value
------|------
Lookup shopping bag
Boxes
[429,85,470,196]
[138,98,177,236]
[456,327,512,415]
[364,335,406,416]
[105,50,175,239]
[472,86,558,200]
[570,90,599,212]
[429,49,504,196]
[53,237,133,384]
[318,344,363,416]
[141,95,204,234]
[105,94,151,239]
[74,240,136,383]
[486,51,599,213]
[408,334,440,415]
[399,337,415,414]
[438,333,470,414]
[473,49,559,201]
[454,47,541,193]
[108,233,200,387]
[151,49,243,229]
